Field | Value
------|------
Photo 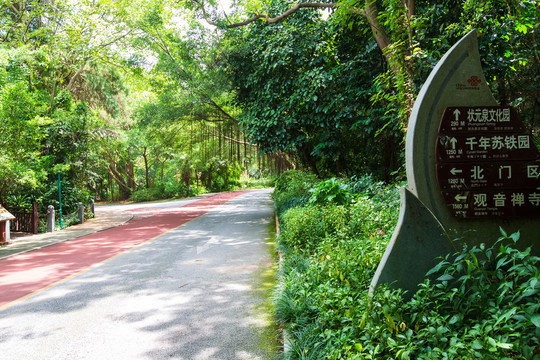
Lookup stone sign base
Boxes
[370,187,453,297]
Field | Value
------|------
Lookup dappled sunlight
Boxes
[0,190,279,359]
[0,192,255,309]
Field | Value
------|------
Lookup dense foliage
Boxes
[353,231,539,360]
[0,0,280,221]
[0,1,538,219]
[226,0,402,178]
[226,0,539,177]
[273,171,539,359]
[2,0,539,356]
[0,47,101,213]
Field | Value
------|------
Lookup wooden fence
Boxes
[8,203,39,234]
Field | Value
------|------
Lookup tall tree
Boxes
[224,0,403,177]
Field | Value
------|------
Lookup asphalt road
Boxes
[0,189,279,359]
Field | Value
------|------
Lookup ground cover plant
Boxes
[273,171,539,359]
[360,231,539,360]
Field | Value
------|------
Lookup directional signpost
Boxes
[436,106,540,218]
[371,31,540,297]
[438,106,525,133]
[437,162,539,190]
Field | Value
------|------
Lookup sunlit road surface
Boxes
[0,190,278,359]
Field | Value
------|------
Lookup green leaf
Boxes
[516,23,528,34]
[509,231,520,242]
[396,349,410,360]
[386,314,396,332]
[437,274,453,281]
[448,314,460,325]
[496,342,513,350]
[531,314,540,327]
[471,339,483,349]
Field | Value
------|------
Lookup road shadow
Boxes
[0,190,280,359]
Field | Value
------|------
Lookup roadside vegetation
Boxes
[2,0,537,219]
[273,170,540,359]
[2,0,538,356]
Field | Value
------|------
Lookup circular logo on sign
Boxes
[467,76,482,86]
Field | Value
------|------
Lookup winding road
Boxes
[0,189,278,359]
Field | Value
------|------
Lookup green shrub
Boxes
[279,205,349,254]
[348,194,399,238]
[278,251,311,278]
[129,187,164,202]
[274,175,539,360]
[244,176,275,189]
[308,178,352,206]
[277,225,538,359]
[198,159,243,192]
[272,170,319,215]
[41,179,92,214]
[191,185,207,196]
[274,183,400,359]
[347,174,379,194]
[285,322,328,360]
[4,193,32,208]
[355,229,540,360]
[129,181,203,202]
[275,267,318,327]
[346,174,402,206]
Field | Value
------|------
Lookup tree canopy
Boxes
[0,0,538,210]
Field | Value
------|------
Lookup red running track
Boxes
[0,191,252,310]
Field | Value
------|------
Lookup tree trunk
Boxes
[143,147,150,189]
[218,121,222,158]
[108,164,132,198]
[236,129,241,163]
[243,133,248,169]
[299,145,319,176]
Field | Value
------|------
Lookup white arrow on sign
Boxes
[454,194,467,202]
[449,137,458,150]
[453,108,461,121]
[450,168,463,175]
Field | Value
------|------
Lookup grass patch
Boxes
[246,212,282,358]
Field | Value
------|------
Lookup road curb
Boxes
[274,211,291,356]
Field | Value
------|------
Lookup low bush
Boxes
[272,170,319,215]
[274,175,400,360]
[348,193,399,237]
[279,205,349,254]
[272,171,538,359]
[308,178,352,206]
[198,159,243,192]
[243,175,276,189]
[358,230,539,360]
[129,182,201,202]
[129,187,165,202]
[40,179,93,214]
